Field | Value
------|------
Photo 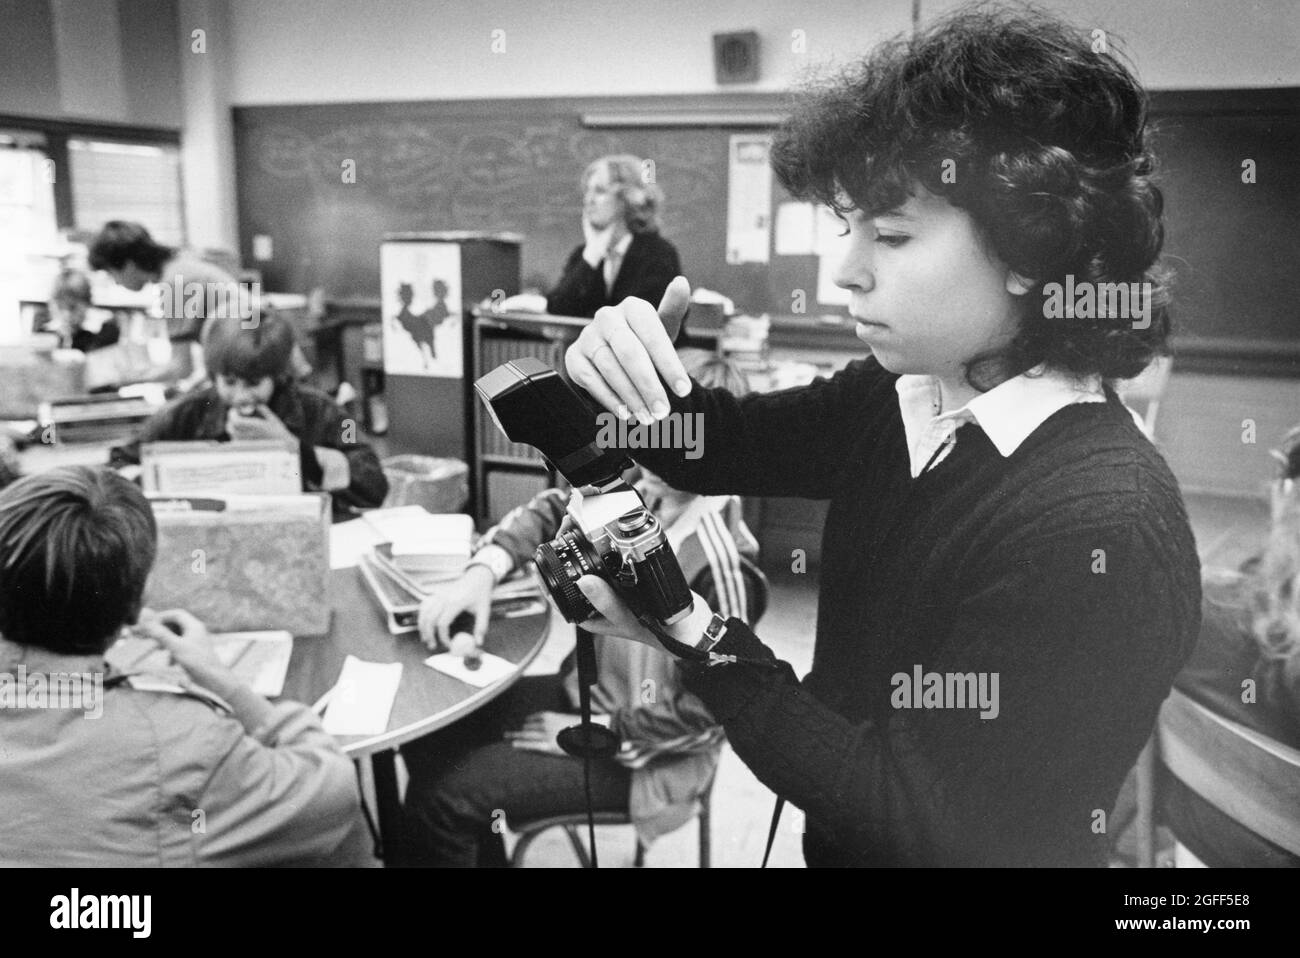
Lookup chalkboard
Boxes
[233,88,1300,375]
[1149,89,1300,375]
[233,93,818,318]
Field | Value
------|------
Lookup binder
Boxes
[144,493,332,634]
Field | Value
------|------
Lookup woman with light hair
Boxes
[1161,426,1300,866]
[546,154,682,320]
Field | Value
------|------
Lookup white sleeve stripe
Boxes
[697,510,747,623]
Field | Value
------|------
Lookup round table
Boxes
[281,566,551,862]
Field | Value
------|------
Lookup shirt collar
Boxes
[610,232,633,259]
[895,365,1105,461]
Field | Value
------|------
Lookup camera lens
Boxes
[533,532,601,623]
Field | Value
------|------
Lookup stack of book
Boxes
[351,508,546,638]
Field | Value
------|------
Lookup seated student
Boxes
[1161,429,1300,866]
[89,221,240,390]
[39,269,121,353]
[109,312,388,517]
[546,154,681,320]
[0,466,367,866]
[400,355,756,867]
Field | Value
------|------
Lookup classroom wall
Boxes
[0,0,183,127]
[220,0,1300,104]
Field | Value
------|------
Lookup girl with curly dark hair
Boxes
[561,5,1202,866]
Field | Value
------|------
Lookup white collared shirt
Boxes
[895,366,1108,478]
[604,232,633,293]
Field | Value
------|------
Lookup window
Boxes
[68,138,184,246]
[0,133,59,252]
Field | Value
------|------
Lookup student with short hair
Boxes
[109,312,388,517]
[41,268,121,353]
[563,8,1202,867]
[0,466,367,866]
[400,355,757,867]
[89,221,241,386]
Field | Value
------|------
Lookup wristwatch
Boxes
[694,612,730,655]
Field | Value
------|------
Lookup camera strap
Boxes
[635,613,782,670]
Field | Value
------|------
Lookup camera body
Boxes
[474,357,694,628]
[535,485,694,626]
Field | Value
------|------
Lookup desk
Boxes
[18,438,122,474]
[281,566,550,863]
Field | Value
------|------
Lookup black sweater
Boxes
[546,231,681,319]
[628,357,1202,866]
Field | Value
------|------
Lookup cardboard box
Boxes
[141,439,302,496]
[0,345,86,419]
[143,493,331,635]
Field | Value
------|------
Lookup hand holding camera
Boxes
[565,275,694,427]
[577,577,714,651]
[475,356,697,641]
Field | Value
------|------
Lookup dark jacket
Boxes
[546,231,681,319]
[626,356,1202,867]
[110,381,388,517]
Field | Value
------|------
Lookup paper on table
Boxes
[330,516,382,569]
[329,506,428,568]
[329,506,471,569]
[321,655,403,736]
[212,631,293,698]
[425,651,516,689]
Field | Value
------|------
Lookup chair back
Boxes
[738,554,770,628]
[1140,688,1300,860]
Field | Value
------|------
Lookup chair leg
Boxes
[1134,737,1156,868]
[633,840,646,867]
[562,825,594,868]
[699,796,711,869]
[510,831,537,867]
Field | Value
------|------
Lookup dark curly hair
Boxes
[772,3,1171,388]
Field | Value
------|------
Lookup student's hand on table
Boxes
[226,404,294,442]
[505,711,579,755]
[135,607,243,698]
[416,564,494,651]
[565,276,694,426]
[576,576,714,653]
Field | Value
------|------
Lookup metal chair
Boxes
[509,768,718,868]
[508,556,770,867]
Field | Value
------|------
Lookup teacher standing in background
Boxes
[546,154,681,319]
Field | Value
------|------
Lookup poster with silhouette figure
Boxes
[380,241,462,377]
